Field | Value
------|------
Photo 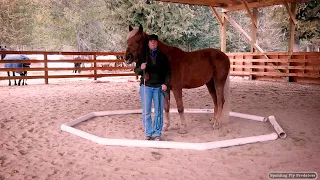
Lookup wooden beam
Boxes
[210,6,223,26]
[224,14,267,53]
[224,14,252,43]
[223,0,305,12]
[284,0,297,24]
[157,0,308,10]
[155,0,218,6]
[241,0,257,28]
[224,13,288,78]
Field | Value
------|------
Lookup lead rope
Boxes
[143,68,147,138]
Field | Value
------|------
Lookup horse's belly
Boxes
[182,71,212,89]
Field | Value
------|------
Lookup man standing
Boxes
[134,34,171,141]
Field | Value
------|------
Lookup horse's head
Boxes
[0,46,7,60]
[124,24,147,64]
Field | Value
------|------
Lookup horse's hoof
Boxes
[178,129,187,134]
[212,121,220,130]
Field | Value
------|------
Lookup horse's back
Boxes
[190,48,230,71]
[4,54,29,60]
[169,47,230,88]
[187,48,228,59]
[4,55,29,72]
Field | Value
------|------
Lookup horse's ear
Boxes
[129,25,133,31]
[138,24,143,32]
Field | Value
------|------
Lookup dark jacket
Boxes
[134,49,171,88]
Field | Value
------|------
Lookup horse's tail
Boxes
[221,73,230,123]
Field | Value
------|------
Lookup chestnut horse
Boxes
[124,24,230,133]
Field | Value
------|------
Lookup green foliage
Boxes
[0,0,318,52]
[177,5,220,51]
[258,6,290,51]
[226,10,252,52]
[296,0,320,40]
[0,0,35,48]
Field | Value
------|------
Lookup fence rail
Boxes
[0,51,319,84]
[228,52,320,84]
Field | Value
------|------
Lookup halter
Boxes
[127,46,138,52]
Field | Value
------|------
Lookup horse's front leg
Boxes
[172,88,187,134]
[13,72,17,85]
[163,91,170,131]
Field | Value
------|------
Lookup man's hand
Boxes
[141,63,147,70]
[161,84,167,91]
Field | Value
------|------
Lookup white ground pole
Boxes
[60,109,286,150]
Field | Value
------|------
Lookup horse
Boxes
[124,24,230,134]
[4,54,31,86]
[73,56,82,73]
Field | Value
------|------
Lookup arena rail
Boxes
[0,51,319,84]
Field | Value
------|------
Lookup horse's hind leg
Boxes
[205,78,218,122]
[18,78,22,86]
[19,74,25,85]
[213,77,227,129]
[163,91,170,131]
[172,88,187,134]
[25,72,28,85]
[7,71,11,86]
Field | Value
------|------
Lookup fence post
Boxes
[93,54,97,80]
[44,53,49,84]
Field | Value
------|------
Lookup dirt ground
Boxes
[0,77,319,180]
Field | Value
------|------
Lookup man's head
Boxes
[148,34,158,50]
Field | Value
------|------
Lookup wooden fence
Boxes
[228,52,320,84]
[0,51,319,84]
[0,51,136,84]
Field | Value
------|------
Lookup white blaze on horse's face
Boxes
[125,25,144,64]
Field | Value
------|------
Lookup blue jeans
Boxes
[140,84,165,137]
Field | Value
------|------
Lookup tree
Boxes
[180,5,220,51]
[103,0,196,51]
[0,0,35,49]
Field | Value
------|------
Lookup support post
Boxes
[44,53,49,84]
[250,8,258,80]
[93,54,97,80]
[221,12,227,52]
[287,2,297,82]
